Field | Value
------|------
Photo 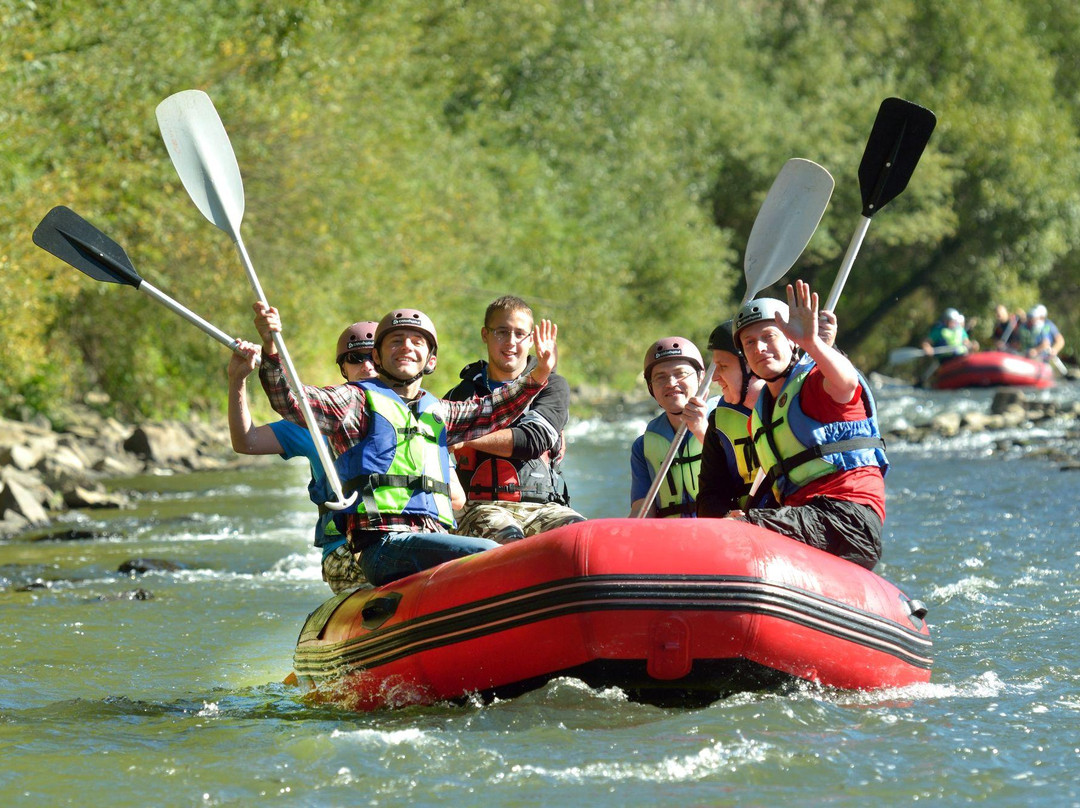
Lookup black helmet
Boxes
[707,319,739,355]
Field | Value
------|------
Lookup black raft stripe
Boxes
[294,575,933,678]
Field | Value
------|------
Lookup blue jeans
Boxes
[358,531,499,586]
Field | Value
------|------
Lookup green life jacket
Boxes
[708,402,757,509]
[642,416,702,518]
[333,380,454,530]
[751,358,888,502]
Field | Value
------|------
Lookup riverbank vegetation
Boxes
[4,0,1080,421]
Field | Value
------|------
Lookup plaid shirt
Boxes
[259,354,547,534]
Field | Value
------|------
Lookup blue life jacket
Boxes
[751,357,888,502]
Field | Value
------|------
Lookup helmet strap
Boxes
[756,348,799,384]
[375,362,424,388]
[373,345,434,388]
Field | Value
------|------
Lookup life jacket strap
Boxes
[341,472,451,520]
[757,436,887,500]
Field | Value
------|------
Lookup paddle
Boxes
[156,89,356,511]
[824,97,937,311]
[633,158,835,518]
[888,345,962,365]
[32,205,256,364]
[746,98,936,505]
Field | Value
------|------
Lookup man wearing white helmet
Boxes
[730,280,889,570]
[630,336,717,518]
[686,310,836,518]
[921,307,975,356]
[1018,304,1065,361]
[228,319,379,593]
[255,302,560,586]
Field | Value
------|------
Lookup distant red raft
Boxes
[292,518,932,710]
[930,350,1053,390]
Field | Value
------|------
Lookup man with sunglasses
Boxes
[444,296,584,542]
[228,321,381,593]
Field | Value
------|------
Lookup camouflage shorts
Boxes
[453,501,585,543]
[321,543,372,594]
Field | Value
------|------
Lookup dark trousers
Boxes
[739,496,883,570]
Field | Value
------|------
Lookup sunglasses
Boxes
[338,351,374,365]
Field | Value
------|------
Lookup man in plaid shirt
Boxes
[255,302,560,586]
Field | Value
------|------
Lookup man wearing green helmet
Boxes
[730,280,888,570]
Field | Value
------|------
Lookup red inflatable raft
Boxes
[930,350,1053,390]
[292,518,932,710]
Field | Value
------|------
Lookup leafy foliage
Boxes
[2,0,1078,420]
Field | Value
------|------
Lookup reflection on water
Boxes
[3,380,1080,805]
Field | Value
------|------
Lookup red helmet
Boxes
[374,309,438,355]
[643,336,704,382]
[336,321,378,364]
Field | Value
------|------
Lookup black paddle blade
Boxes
[858,97,937,217]
[32,206,143,288]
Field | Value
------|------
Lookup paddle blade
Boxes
[156,89,246,237]
[858,97,937,217]
[33,206,143,288]
[743,158,835,303]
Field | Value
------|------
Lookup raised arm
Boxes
[253,302,366,436]
[780,281,858,403]
[227,339,284,455]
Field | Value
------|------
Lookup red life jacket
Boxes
[445,360,571,506]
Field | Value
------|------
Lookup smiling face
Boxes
[374,327,435,381]
[482,308,534,382]
[648,358,701,415]
[711,349,745,405]
[738,321,794,382]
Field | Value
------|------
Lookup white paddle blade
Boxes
[156,89,246,237]
[742,158,834,303]
[888,346,929,365]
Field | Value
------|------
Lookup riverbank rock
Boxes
[881,388,1080,455]
[0,404,235,540]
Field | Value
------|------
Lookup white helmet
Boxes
[1029,304,1048,320]
[733,298,790,344]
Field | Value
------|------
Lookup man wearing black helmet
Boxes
[255,302,559,586]
[730,280,887,570]
[683,320,767,518]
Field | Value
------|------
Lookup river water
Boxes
[3,380,1080,806]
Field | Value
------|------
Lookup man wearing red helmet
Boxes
[444,295,584,542]
[255,302,559,586]
[229,320,386,593]
[630,336,715,518]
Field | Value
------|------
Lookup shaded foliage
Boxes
[2,0,1078,421]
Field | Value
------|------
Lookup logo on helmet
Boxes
[391,314,422,329]
[653,346,684,362]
